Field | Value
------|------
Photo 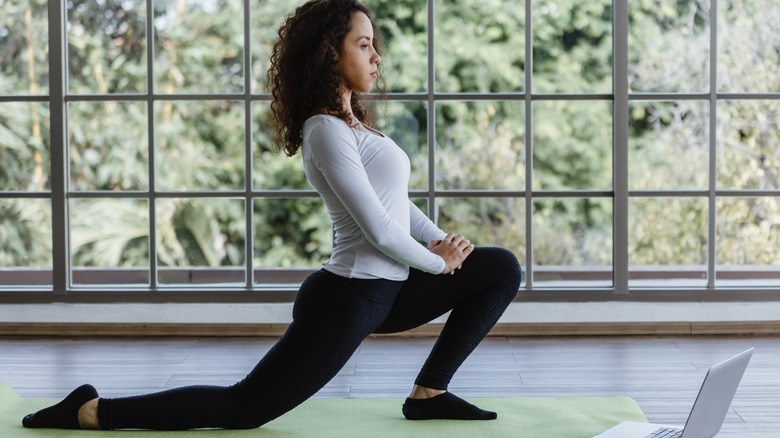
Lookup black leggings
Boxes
[97,247,522,430]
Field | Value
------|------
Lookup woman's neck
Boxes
[340,93,358,125]
[311,90,358,125]
[340,89,353,112]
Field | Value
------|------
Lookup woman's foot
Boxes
[22,384,99,429]
[402,391,497,420]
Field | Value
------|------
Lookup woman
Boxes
[22,0,522,430]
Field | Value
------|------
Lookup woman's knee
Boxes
[221,385,284,430]
[474,247,523,288]
[226,416,266,430]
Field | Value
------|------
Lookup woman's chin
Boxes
[360,81,376,93]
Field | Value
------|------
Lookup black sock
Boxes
[402,392,497,420]
[22,384,99,429]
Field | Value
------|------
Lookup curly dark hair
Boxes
[266,0,386,157]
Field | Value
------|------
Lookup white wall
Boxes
[1,301,779,323]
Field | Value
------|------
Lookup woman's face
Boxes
[337,12,381,95]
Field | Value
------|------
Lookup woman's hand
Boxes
[429,233,474,275]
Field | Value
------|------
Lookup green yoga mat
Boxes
[0,383,646,437]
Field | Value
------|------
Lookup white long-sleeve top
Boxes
[302,114,447,280]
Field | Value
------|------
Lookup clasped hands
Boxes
[428,233,475,275]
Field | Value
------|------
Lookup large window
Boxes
[1,0,778,301]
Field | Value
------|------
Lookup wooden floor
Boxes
[1,334,777,437]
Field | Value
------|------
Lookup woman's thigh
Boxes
[235,270,404,423]
[375,247,521,334]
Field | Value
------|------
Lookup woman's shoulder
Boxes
[303,114,358,157]
[304,114,349,131]
[305,114,354,139]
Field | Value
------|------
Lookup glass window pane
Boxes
[533,0,612,94]
[0,102,50,191]
[629,197,707,287]
[253,198,330,286]
[533,101,612,190]
[69,101,148,191]
[629,101,709,190]
[67,0,147,94]
[717,197,780,287]
[717,100,780,190]
[252,0,430,94]
[436,101,524,190]
[435,0,524,93]
[533,197,612,287]
[157,198,245,286]
[376,101,428,191]
[0,0,48,95]
[155,100,245,191]
[718,0,780,92]
[369,0,428,93]
[154,0,243,94]
[437,197,526,268]
[0,198,52,287]
[250,0,291,94]
[70,198,149,286]
[628,0,710,93]
[252,101,308,190]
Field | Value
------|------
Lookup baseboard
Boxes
[1,321,780,337]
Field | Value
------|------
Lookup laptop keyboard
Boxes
[644,427,682,438]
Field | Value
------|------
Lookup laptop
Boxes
[593,347,753,438]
